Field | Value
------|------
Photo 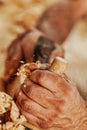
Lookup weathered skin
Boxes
[15,63,87,130]
[4,30,64,83]
[3,1,87,130]
[4,0,87,82]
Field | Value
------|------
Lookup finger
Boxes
[14,84,21,100]
[4,41,22,82]
[22,79,55,108]
[16,89,48,121]
[16,101,41,129]
[21,30,41,62]
[21,38,35,63]
[49,46,64,64]
[38,63,50,70]
[16,101,54,129]
[30,70,71,96]
[30,70,62,93]
[29,63,50,71]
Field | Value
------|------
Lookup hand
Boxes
[4,30,64,82]
[15,68,87,130]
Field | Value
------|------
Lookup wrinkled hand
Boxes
[15,66,87,130]
[4,30,64,82]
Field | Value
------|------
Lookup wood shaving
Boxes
[0,92,26,130]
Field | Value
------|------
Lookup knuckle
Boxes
[47,111,57,121]
[38,111,57,129]
[15,87,21,98]
[35,70,43,83]
[21,99,29,111]
[27,89,33,98]
[23,81,34,98]
[38,120,49,129]
[46,118,53,125]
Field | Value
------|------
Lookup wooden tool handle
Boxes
[23,57,67,130]
[49,56,67,75]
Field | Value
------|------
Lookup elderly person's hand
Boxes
[4,30,64,83]
[15,65,87,130]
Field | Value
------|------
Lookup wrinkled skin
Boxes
[4,0,87,82]
[4,1,87,129]
[15,64,87,130]
[4,30,64,83]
